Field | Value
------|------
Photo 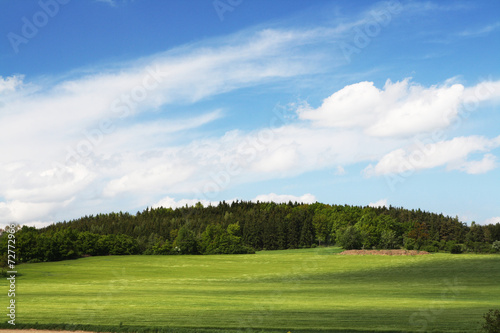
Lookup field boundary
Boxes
[338,249,430,255]
[0,323,416,333]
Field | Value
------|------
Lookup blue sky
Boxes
[1,0,499,228]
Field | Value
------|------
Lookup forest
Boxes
[2,201,500,264]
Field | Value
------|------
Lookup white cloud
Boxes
[102,160,196,197]
[363,135,500,176]
[0,198,73,227]
[482,217,500,225]
[0,27,329,224]
[151,197,216,210]
[151,193,316,210]
[462,80,500,103]
[1,163,95,203]
[298,81,383,129]
[369,199,388,208]
[298,78,500,138]
[252,193,317,204]
[0,75,24,93]
[449,153,497,174]
[3,73,499,225]
[0,28,320,163]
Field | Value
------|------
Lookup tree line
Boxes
[2,201,500,264]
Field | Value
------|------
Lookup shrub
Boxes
[492,241,500,253]
[449,244,463,254]
[336,226,362,250]
[482,309,500,333]
[421,244,439,253]
[465,242,493,253]
[403,237,415,250]
[173,226,199,254]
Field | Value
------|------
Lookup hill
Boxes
[2,201,500,264]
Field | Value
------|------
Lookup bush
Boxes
[446,241,463,254]
[200,223,254,255]
[421,244,439,253]
[482,309,500,333]
[492,241,500,253]
[379,230,399,249]
[403,237,417,250]
[449,244,463,254]
[465,242,492,253]
[336,226,362,250]
[174,226,199,254]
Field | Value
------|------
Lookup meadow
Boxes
[3,248,500,332]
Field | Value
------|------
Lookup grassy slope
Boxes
[3,248,500,332]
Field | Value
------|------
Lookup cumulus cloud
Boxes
[0,198,74,225]
[252,193,317,204]
[369,199,388,208]
[151,193,316,210]
[449,153,497,174]
[151,197,217,209]
[482,216,500,225]
[298,78,500,138]
[363,135,500,176]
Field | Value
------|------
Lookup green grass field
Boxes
[3,248,500,332]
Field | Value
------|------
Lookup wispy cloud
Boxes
[458,22,500,37]
[0,25,340,225]
[94,0,133,7]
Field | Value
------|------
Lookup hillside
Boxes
[3,201,499,264]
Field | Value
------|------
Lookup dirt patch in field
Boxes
[339,249,430,255]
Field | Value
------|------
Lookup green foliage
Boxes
[201,223,254,254]
[421,243,439,253]
[174,226,199,254]
[379,229,399,249]
[465,241,494,253]
[147,239,172,255]
[492,241,500,253]
[13,201,500,263]
[299,214,315,248]
[312,212,330,245]
[482,309,500,333]
[0,253,8,277]
[336,225,362,250]
[448,241,463,254]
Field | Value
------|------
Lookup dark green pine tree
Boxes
[299,213,315,248]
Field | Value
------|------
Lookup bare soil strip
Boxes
[339,249,430,255]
